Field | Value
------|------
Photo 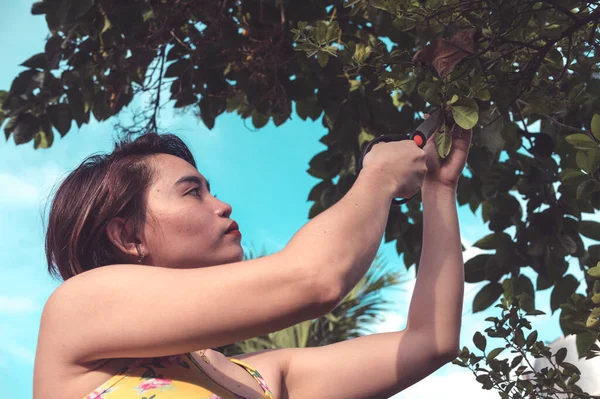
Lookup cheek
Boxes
[152,206,214,243]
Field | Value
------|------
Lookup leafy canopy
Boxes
[2,0,600,395]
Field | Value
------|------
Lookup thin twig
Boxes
[149,45,166,133]
[516,99,588,134]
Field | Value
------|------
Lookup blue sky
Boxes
[0,2,595,398]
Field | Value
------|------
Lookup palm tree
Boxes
[215,246,410,356]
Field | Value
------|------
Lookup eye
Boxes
[188,187,217,199]
[188,187,202,197]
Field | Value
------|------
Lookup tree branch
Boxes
[516,99,588,134]
[540,0,581,23]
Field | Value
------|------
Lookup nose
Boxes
[215,197,233,218]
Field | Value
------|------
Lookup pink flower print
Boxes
[133,377,173,394]
[84,386,118,399]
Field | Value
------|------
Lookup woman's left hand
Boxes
[422,118,473,190]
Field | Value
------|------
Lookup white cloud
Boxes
[392,365,498,399]
[0,296,39,313]
[0,163,65,209]
[0,342,35,365]
[372,311,407,333]
[0,172,39,206]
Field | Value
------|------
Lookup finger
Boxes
[450,125,472,140]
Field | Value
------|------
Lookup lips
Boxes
[225,220,240,233]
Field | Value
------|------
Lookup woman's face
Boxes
[140,153,244,268]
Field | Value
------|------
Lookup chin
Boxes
[223,248,245,264]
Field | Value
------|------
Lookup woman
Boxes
[34,122,470,399]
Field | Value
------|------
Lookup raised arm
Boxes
[37,141,426,365]
[273,126,470,399]
[272,181,464,399]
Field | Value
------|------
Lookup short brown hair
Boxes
[45,133,196,282]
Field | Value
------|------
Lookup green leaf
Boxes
[560,168,585,182]
[476,89,491,101]
[308,200,325,219]
[307,180,334,202]
[473,331,486,351]
[199,96,215,130]
[588,148,600,174]
[417,82,441,105]
[101,14,112,35]
[576,151,589,172]
[576,331,596,357]
[21,53,48,70]
[588,263,600,278]
[551,275,579,313]
[358,128,375,149]
[317,51,329,67]
[464,254,490,283]
[326,21,339,42]
[487,347,504,360]
[70,0,95,19]
[307,151,343,180]
[566,134,597,150]
[451,98,479,129]
[434,122,452,158]
[561,362,581,375]
[592,114,600,142]
[518,293,536,312]
[47,104,72,136]
[316,21,328,43]
[576,179,600,200]
[251,111,269,129]
[296,97,322,121]
[4,116,17,140]
[580,220,600,241]
[526,330,538,347]
[31,1,49,15]
[555,347,567,364]
[13,113,39,145]
[164,59,191,78]
[473,232,511,250]
[392,17,416,31]
[559,234,577,254]
[34,129,53,149]
[0,90,7,109]
[586,307,600,328]
[67,88,86,128]
[142,9,155,21]
[353,43,371,64]
[473,282,503,313]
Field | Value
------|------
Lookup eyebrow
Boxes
[174,175,211,192]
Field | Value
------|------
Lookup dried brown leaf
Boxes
[413,29,475,78]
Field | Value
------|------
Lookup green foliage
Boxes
[3,0,600,393]
[453,292,598,398]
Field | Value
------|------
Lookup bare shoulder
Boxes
[34,314,129,399]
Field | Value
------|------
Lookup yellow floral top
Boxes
[83,353,275,399]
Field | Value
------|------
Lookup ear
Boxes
[106,217,146,260]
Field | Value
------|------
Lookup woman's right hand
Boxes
[361,139,428,200]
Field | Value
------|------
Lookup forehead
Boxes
[150,154,203,186]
